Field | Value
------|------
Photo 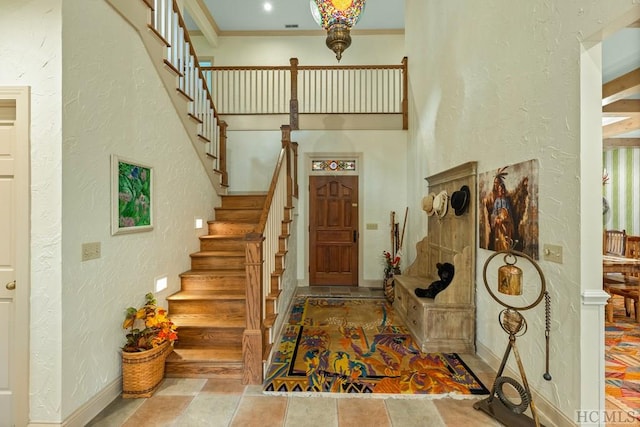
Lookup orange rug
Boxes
[606,295,640,420]
[263,297,489,396]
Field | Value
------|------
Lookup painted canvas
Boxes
[111,155,153,235]
[478,159,539,259]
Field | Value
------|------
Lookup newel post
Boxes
[281,125,293,206]
[289,58,299,130]
[401,56,408,130]
[243,232,264,384]
[219,120,228,187]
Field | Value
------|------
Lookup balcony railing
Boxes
[202,57,408,130]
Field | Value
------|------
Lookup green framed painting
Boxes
[111,155,154,235]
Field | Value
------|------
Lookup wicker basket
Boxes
[121,341,171,398]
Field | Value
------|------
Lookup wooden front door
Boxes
[309,175,358,286]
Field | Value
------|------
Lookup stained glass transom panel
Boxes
[312,160,356,172]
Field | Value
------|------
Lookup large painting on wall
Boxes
[478,159,539,259]
[111,155,153,235]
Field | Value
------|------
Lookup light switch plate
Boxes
[366,223,378,230]
[543,244,562,264]
[82,242,101,261]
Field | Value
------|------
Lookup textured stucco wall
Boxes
[59,0,217,420]
[2,0,218,422]
[0,0,64,423]
[192,33,406,67]
[405,0,640,422]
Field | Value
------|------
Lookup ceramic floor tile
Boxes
[200,378,247,394]
[385,398,446,427]
[172,393,241,427]
[121,395,192,427]
[86,397,146,426]
[156,378,207,396]
[433,397,503,426]
[284,396,338,427]
[337,398,391,427]
[229,395,288,427]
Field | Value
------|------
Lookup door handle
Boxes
[353,230,358,243]
[6,280,15,290]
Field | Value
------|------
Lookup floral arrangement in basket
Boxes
[382,250,401,277]
[122,293,178,352]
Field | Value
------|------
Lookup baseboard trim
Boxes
[476,342,575,427]
[29,378,122,427]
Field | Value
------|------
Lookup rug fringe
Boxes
[262,390,486,400]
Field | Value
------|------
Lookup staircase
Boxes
[107,0,298,384]
[165,193,267,378]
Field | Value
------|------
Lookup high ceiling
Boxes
[184,1,640,147]
[185,0,405,33]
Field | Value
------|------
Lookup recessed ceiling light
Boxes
[264,2,272,12]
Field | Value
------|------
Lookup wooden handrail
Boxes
[254,148,286,236]
[243,124,293,384]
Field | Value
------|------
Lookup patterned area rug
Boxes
[263,296,489,396]
[606,296,640,419]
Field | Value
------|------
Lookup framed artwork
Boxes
[478,159,539,259]
[111,155,153,235]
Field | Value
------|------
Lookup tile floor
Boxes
[86,287,528,426]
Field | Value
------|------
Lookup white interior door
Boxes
[0,87,30,427]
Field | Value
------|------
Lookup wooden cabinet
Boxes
[393,162,477,354]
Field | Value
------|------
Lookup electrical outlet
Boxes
[82,242,101,261]
[543,244,562,264]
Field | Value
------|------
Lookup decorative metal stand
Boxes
[473,248,551,427]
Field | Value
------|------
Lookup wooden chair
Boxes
[603,229,627,256]
[604,234,640,322]
[603,229,627,286]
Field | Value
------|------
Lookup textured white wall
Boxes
[405,0,640,422]
[59,0,216,420]
[0,1,64,423]
[2,0,218,422]
[192,33,406,67]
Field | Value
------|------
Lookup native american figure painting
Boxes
[478,160,539,260]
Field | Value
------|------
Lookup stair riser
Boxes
[169,300,246,316]
[190,256,245,270]
[165,362,243,379]
[221,195,266,209]
[199,239,246,252]
[180,276,246,291]
[215,209,262,223]
[208,222,254,235]
[174,327,244,348]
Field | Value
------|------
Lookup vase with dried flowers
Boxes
[121,292,178,398]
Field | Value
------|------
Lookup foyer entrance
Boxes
[308,175,359,286]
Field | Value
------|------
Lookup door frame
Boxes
[305,153,363,286]
[0,86,31,427]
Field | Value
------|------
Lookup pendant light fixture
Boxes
[310,0,366,61]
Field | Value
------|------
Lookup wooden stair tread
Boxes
[264,314,277,328]
[190,250,244,257]
[168,290,246,300]
[168,347,243,362]
[266,290,282,300]
[180,269,245,277]
[170,314,245,328]
[200,235,246,240]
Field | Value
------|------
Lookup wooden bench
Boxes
[393,243,474,353]
[392,161,477,354]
